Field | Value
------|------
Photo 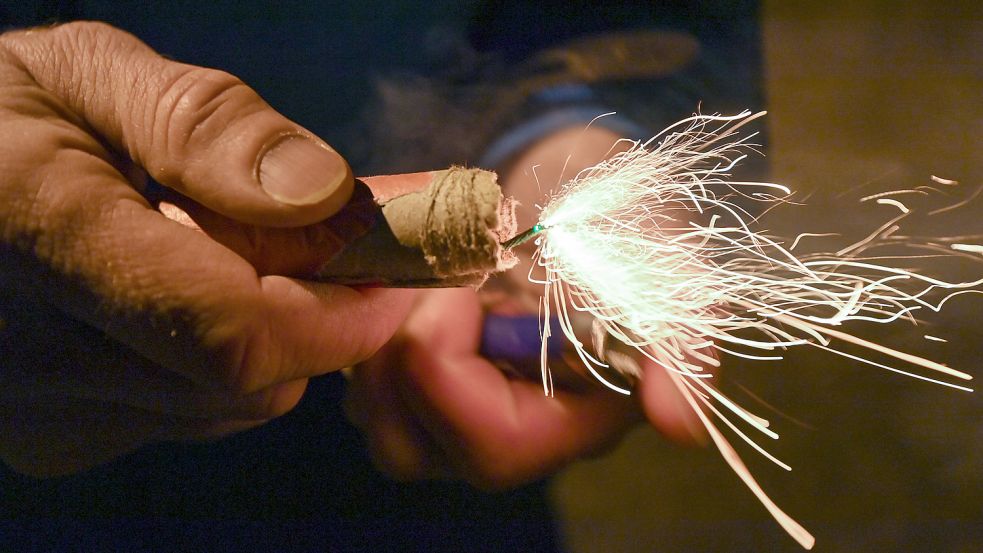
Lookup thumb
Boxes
[1,21,349,227]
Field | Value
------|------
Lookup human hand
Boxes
[345,287,701,490]
[345,288,630,488]
[345,123,705,488]
[0,22,415,477]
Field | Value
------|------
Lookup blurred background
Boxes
[1,1,980,552]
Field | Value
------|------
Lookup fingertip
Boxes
[354,286,419,330]
[246,278,418,390]
[639,363,708,446]
[403,288,484,354]
[256,135,355,219]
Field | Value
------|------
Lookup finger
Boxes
[156,172,436,277]
[1,22,350,227]
[638,358,708,445]
[157,181,375,277]
[397,289,638,489]
[0,132,415,395]
[345,343,440,481]
[0,84,416,393]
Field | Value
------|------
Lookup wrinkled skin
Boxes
[0,22,414,476]
[0,22,699,488]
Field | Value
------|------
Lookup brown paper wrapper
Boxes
[318,167,517,287]
[159,167,517,288]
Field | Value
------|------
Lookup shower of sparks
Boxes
[521,110,981,550]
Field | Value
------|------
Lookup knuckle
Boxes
[0,21,100,50]
[49,20,120,42]
[1,22,140,99]
[216,344,258,397]
[5,152,112,276]
[352,298,411,363]
[350,330,389,368]
[333,314,390,371]
[17,22,130,89]
[0,28,20,53]
[214,315,277,396]
[150,66,259,181]
[178,306,262,395]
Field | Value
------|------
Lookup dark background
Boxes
[2,2,980,553]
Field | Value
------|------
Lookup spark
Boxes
[930,175,959,185]
[951,243,983,254]
[789,232,839,251]
[860,189,929,202]
[876,198,910,213]
[518,111,981,550]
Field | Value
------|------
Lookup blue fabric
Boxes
[480,314,565,359]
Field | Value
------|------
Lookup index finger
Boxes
[155,172,438,277]
[1,21,351,226]
[0,107,414,394]
[395,288,638,489]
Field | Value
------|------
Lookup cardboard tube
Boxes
[159,167,517,287]
[319,167,517,287]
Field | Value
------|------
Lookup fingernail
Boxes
[258,136,348,206]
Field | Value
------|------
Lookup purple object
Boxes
[480,313,565,360]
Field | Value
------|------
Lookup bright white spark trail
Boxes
[522,111,981,550]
